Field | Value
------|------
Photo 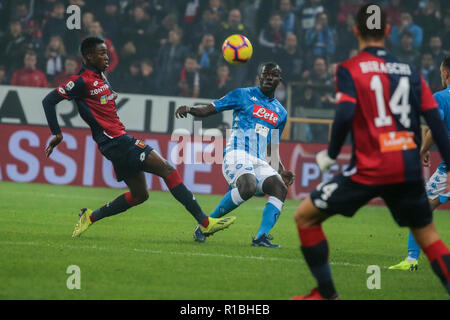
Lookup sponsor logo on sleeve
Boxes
[65,81,75,91]
[58,87,66,95]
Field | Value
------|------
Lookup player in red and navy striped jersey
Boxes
[291,4,450,300]
[42,37,236,238]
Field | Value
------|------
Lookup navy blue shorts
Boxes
[98,134,153,182]
[310,173,433,228]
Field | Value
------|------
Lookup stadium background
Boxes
[0,0,449,201]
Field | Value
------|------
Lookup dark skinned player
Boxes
[175,62,295,248]
[291,4,450,299]
[42,37,236,238]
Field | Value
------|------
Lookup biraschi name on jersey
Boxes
[359,61,412,75]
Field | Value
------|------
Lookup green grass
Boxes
[0,181,449,300]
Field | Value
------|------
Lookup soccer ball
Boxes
[222,34,253,65]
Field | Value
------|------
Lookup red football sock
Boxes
[423,239,450,287]
[200,217,209,227]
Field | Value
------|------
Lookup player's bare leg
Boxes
[143,150,236,235]
[410,222,450,293]
[291,196,338,300]
[251,175,287,248]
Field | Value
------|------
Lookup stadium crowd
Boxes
[0,0,449,127]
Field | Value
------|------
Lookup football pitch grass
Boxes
[1,181,449,300]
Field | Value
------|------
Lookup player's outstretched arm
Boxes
[175,104,217,118]
[42,89,65,157]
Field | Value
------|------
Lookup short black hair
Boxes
[442,57,450,72]
[355,3,387,41]
[258,62,282,74]
[80,37,104,58]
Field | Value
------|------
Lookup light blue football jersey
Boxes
[434,85,450,172]
[212,87,287,160]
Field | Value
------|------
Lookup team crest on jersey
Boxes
[93,80,98,86]
[135,140,146,149]
[65,81,75,91]
[100,95,108,104]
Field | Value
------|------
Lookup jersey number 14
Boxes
[371,75,411,128]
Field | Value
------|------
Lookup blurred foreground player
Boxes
[292,4,450,299]
[42,37,236,238]
[389,57,450,271]
[175,62,294,247]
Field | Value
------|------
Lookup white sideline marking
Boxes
[0,240,388,269]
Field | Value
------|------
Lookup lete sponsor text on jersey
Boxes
[252,105,279,125]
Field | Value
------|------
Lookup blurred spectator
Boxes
[219,8,251,43]
[191,8,222,47]
[258,12,286,61]
[239,0,261,36]
[305,12,336,64]
[153,13,180,46]
[182,0,201,25]
[385,0,403,27]
[12,1,37,37]
[155,28,189,95]
[197,33,220,78]
[0,65,8,85]
[335,13,358,62]
[52,56,80,87]
[429,36,447,69]
[141,59,158,95]
[178,55,201,98]
[0,20,31,72]
[276,33,303,83]
[393,31,420,67]
[11,50,48,87]
[121,5,158,58]
[420,51,442,92]
[279,0,297,33]
[440,14,450,52]
[204,0,227,23]
[291,85,323,142]
[337,0,362,25]
[99,0,121,45]
[211,64,234,98]
[300,0,325,32]
[81,11,95,39]
[89,21,119,73]
[114,61,143,94]
[44,35,67,82]
[390,12,423,49]
[302,57,332,86]
[415,0,441,45]
[42,2,68,47]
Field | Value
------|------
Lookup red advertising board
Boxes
[0,124,446,208]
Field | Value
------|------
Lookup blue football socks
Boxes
[210,188,244,218]
[408,231,421,260]
[255,197,283,239]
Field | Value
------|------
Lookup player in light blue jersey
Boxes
[175,62,294,247]
[390,57,450,271]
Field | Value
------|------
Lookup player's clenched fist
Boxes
[175,106,192,119]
